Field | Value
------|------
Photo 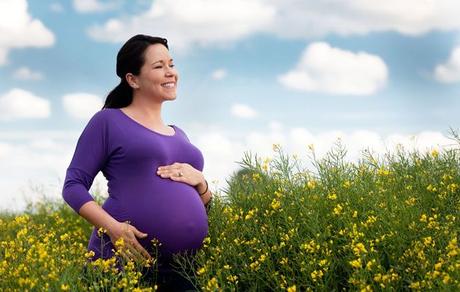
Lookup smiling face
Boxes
[127,43,179,101]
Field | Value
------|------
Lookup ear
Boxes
[125,73,139,89]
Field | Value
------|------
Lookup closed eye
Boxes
[154,64,175,69]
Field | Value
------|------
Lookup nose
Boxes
[165,65,176,77]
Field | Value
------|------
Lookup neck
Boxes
[129,93,164,125]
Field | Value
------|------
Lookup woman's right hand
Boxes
[107,221,153,263]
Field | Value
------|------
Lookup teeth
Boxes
[161,82,175,88]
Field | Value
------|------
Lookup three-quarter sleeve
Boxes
[62,111,110,214]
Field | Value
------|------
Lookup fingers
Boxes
[157,167,180,177]
[115,225,152,263]
[158,162,182,171]
[132,226,148,239]
[133,240,152,260]
[118,241,150,263]
[126,243,146,262]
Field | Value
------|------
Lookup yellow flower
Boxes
[196,267,206,276]
[227,275,238,283]
[431,149,439,158]
[377,168,390,176]
[14,214,30,225]
[366,259,375,271]
[97,227,107,237]
[311,270,324,282]
[280,257,288,265]
[60,233,69,241]
[353,243,367,256]
[287,285,297,292]
[60,284,70,291]
[250,261,260,270]
[349,259,361,269]
[262,157,271,171]
[443,274,450,284]
[327,193,337,200]
[434,262,442,271]
[426,184,437,192]
[404,197,416,206]
[448,183,458,193]
[85,250,95,259]
[307,180,317,189]
[115,237,125,249]
[333,204,343,215]
[423,236,433,247]
[271,199,281,210]
[419,214,427,222]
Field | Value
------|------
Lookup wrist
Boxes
[105,219,122,236]
[195,177,206,189]
[197,179,208,196]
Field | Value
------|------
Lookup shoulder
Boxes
[80,109,119,135]
[87,108,116,125]
[173,125,191,141]
[173,124,187,135]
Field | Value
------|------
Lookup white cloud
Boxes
[49,3,64,13]
[87,0,276,51]
[269,120,283,132]
[0,0,55,65]
[434,46,460,83]
[87,0,460,51]
[0,88,50,121]
[72,0,118,13]
[211,68,227,80]
[0,48,7,65]
[13,67,44,80]
[278,42,388,95]
[231,103,258,119]
[266,0,460,39]
[62,93,103,119]
[0,131,107,212]
[0,142,12,160]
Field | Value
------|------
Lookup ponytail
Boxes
[102,79,133,109]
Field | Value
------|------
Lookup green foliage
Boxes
[1,134,460,291]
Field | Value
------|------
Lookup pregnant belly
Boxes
[116,180,209,256]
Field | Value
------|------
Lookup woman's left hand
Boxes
[156,162,205,187]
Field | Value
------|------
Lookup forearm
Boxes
[78,200,120,234]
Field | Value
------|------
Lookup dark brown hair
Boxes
[102,35,169,109]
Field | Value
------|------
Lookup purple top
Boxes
[62,108,208,268]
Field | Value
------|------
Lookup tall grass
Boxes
[1,134,459,291]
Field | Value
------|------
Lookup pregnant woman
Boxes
[62,34,212,291]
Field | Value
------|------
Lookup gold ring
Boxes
[178,172,183,177]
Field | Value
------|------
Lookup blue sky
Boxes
[1,0,460,211]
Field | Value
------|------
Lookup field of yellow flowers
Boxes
[1,140,459,291]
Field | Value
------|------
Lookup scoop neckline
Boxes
[115,108,177,137]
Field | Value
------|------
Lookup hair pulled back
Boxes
[102,35,169,109]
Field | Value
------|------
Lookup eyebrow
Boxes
[152,59,174,65]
